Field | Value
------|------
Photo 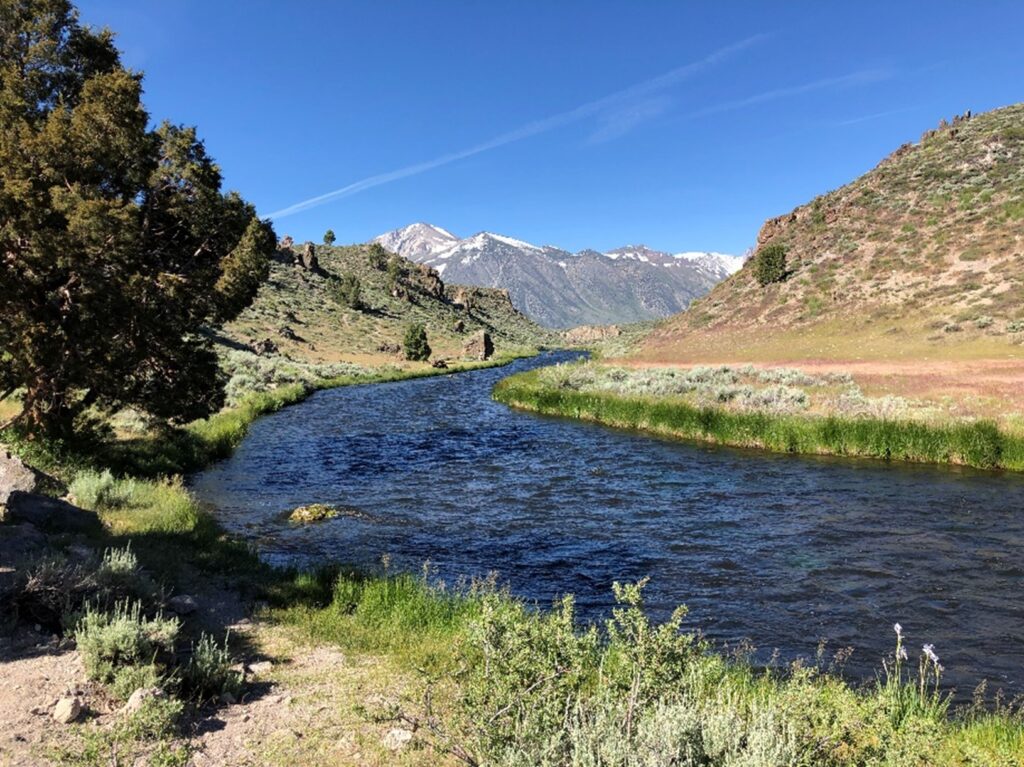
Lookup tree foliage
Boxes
[0,0,276,436]
[402,323,431,361]
[367,242,388,270]
[323,229,335,246]
[754,243,788,286]
[332,273,362,310]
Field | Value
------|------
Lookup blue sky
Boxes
[79,1,1023,254]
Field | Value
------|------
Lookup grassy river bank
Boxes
[2,353,1023,766]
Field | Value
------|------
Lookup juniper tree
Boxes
[323,229,335,246]
[402,324,431,361]
[754,243,788,286]
[0,0,275,437]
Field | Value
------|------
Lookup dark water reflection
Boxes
[191,352,1024,697]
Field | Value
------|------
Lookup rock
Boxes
[415,263,445,299]
[430,359,448,369]
[247,660,273,676]
[5,492,100,534]
[382,728,415,751]
[287,503,339,523]
[562,324,622,344]
[253,338,278,355]
[52,697,82,724]
[298,242,318,271]
[121,687,165,715]
[167,594,198,615]
[462,330,494,361]
[0,449,40,506]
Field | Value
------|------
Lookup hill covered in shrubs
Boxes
[638,104,1024,363]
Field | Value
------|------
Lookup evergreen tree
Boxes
[367,243,388,270]
[754,243,788,286]
[323,229,335,246]
[332,273,362,310]
[0,0,275,437]
[402,324,431,361]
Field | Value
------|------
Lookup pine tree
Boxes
[402,324,431,361]
[0,0,275,437]
[323,229,336,246]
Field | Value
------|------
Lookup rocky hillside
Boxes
[218,241,556,372]
[637,104,1024,363]
[374,224,741,328]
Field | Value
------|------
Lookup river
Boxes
[191,351,1024,697]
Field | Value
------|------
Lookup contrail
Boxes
[266,34,768,219]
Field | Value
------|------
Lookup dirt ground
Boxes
[0,604,451,767]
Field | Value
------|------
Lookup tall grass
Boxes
[276,573,1024,766]
[493,369,1024,471]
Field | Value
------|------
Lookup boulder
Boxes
[299,242,318,271]
[430,359,448,369]
[52,696,82,724]
[287,503,339,523]
[4,492,101,534]
[382,728,415,751]
[1,449,50,506]
[120,687,165,716]
[463,330,494,361]
[167,594,198,615]
[253,338,278,356]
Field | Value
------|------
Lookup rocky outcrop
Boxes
[463,330,494,360]
[562,324,622,344]
[414,263,445,299]
[4,492,100,534]
[298,242,319,271]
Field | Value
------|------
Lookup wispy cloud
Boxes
[586,96,673,145]
[687,69,892,122]
[828,105,917,127]
[266,34,768,219]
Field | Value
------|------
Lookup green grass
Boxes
[493,369,1024,471]
[266,570,1024,766]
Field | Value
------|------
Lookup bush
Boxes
[754,243,788,286]
[403,323,431,361]
[75,600,179,685]
[332,273,362,309]
[182,632,243,701]
[367,243,388,270]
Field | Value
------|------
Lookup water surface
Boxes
[192,352,1024,696]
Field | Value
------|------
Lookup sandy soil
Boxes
[0,600,450,767]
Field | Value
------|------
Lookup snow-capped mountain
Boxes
[373,222,459,262]
[373,224,743,328]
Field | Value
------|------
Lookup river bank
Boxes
[492,361,1024,472]
[3,353,1024,765]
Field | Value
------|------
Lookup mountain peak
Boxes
[373,222,459,261]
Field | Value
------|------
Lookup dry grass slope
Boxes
[638,103,1024,364]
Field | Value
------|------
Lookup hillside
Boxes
[637,104,1024,364]
[374,224,740,327]
[215,241,556,385]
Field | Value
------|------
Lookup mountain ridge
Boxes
[373,224,742,327]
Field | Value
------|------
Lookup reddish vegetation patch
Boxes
[617,358,1024,420]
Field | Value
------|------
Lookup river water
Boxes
[192,351,1024,697]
